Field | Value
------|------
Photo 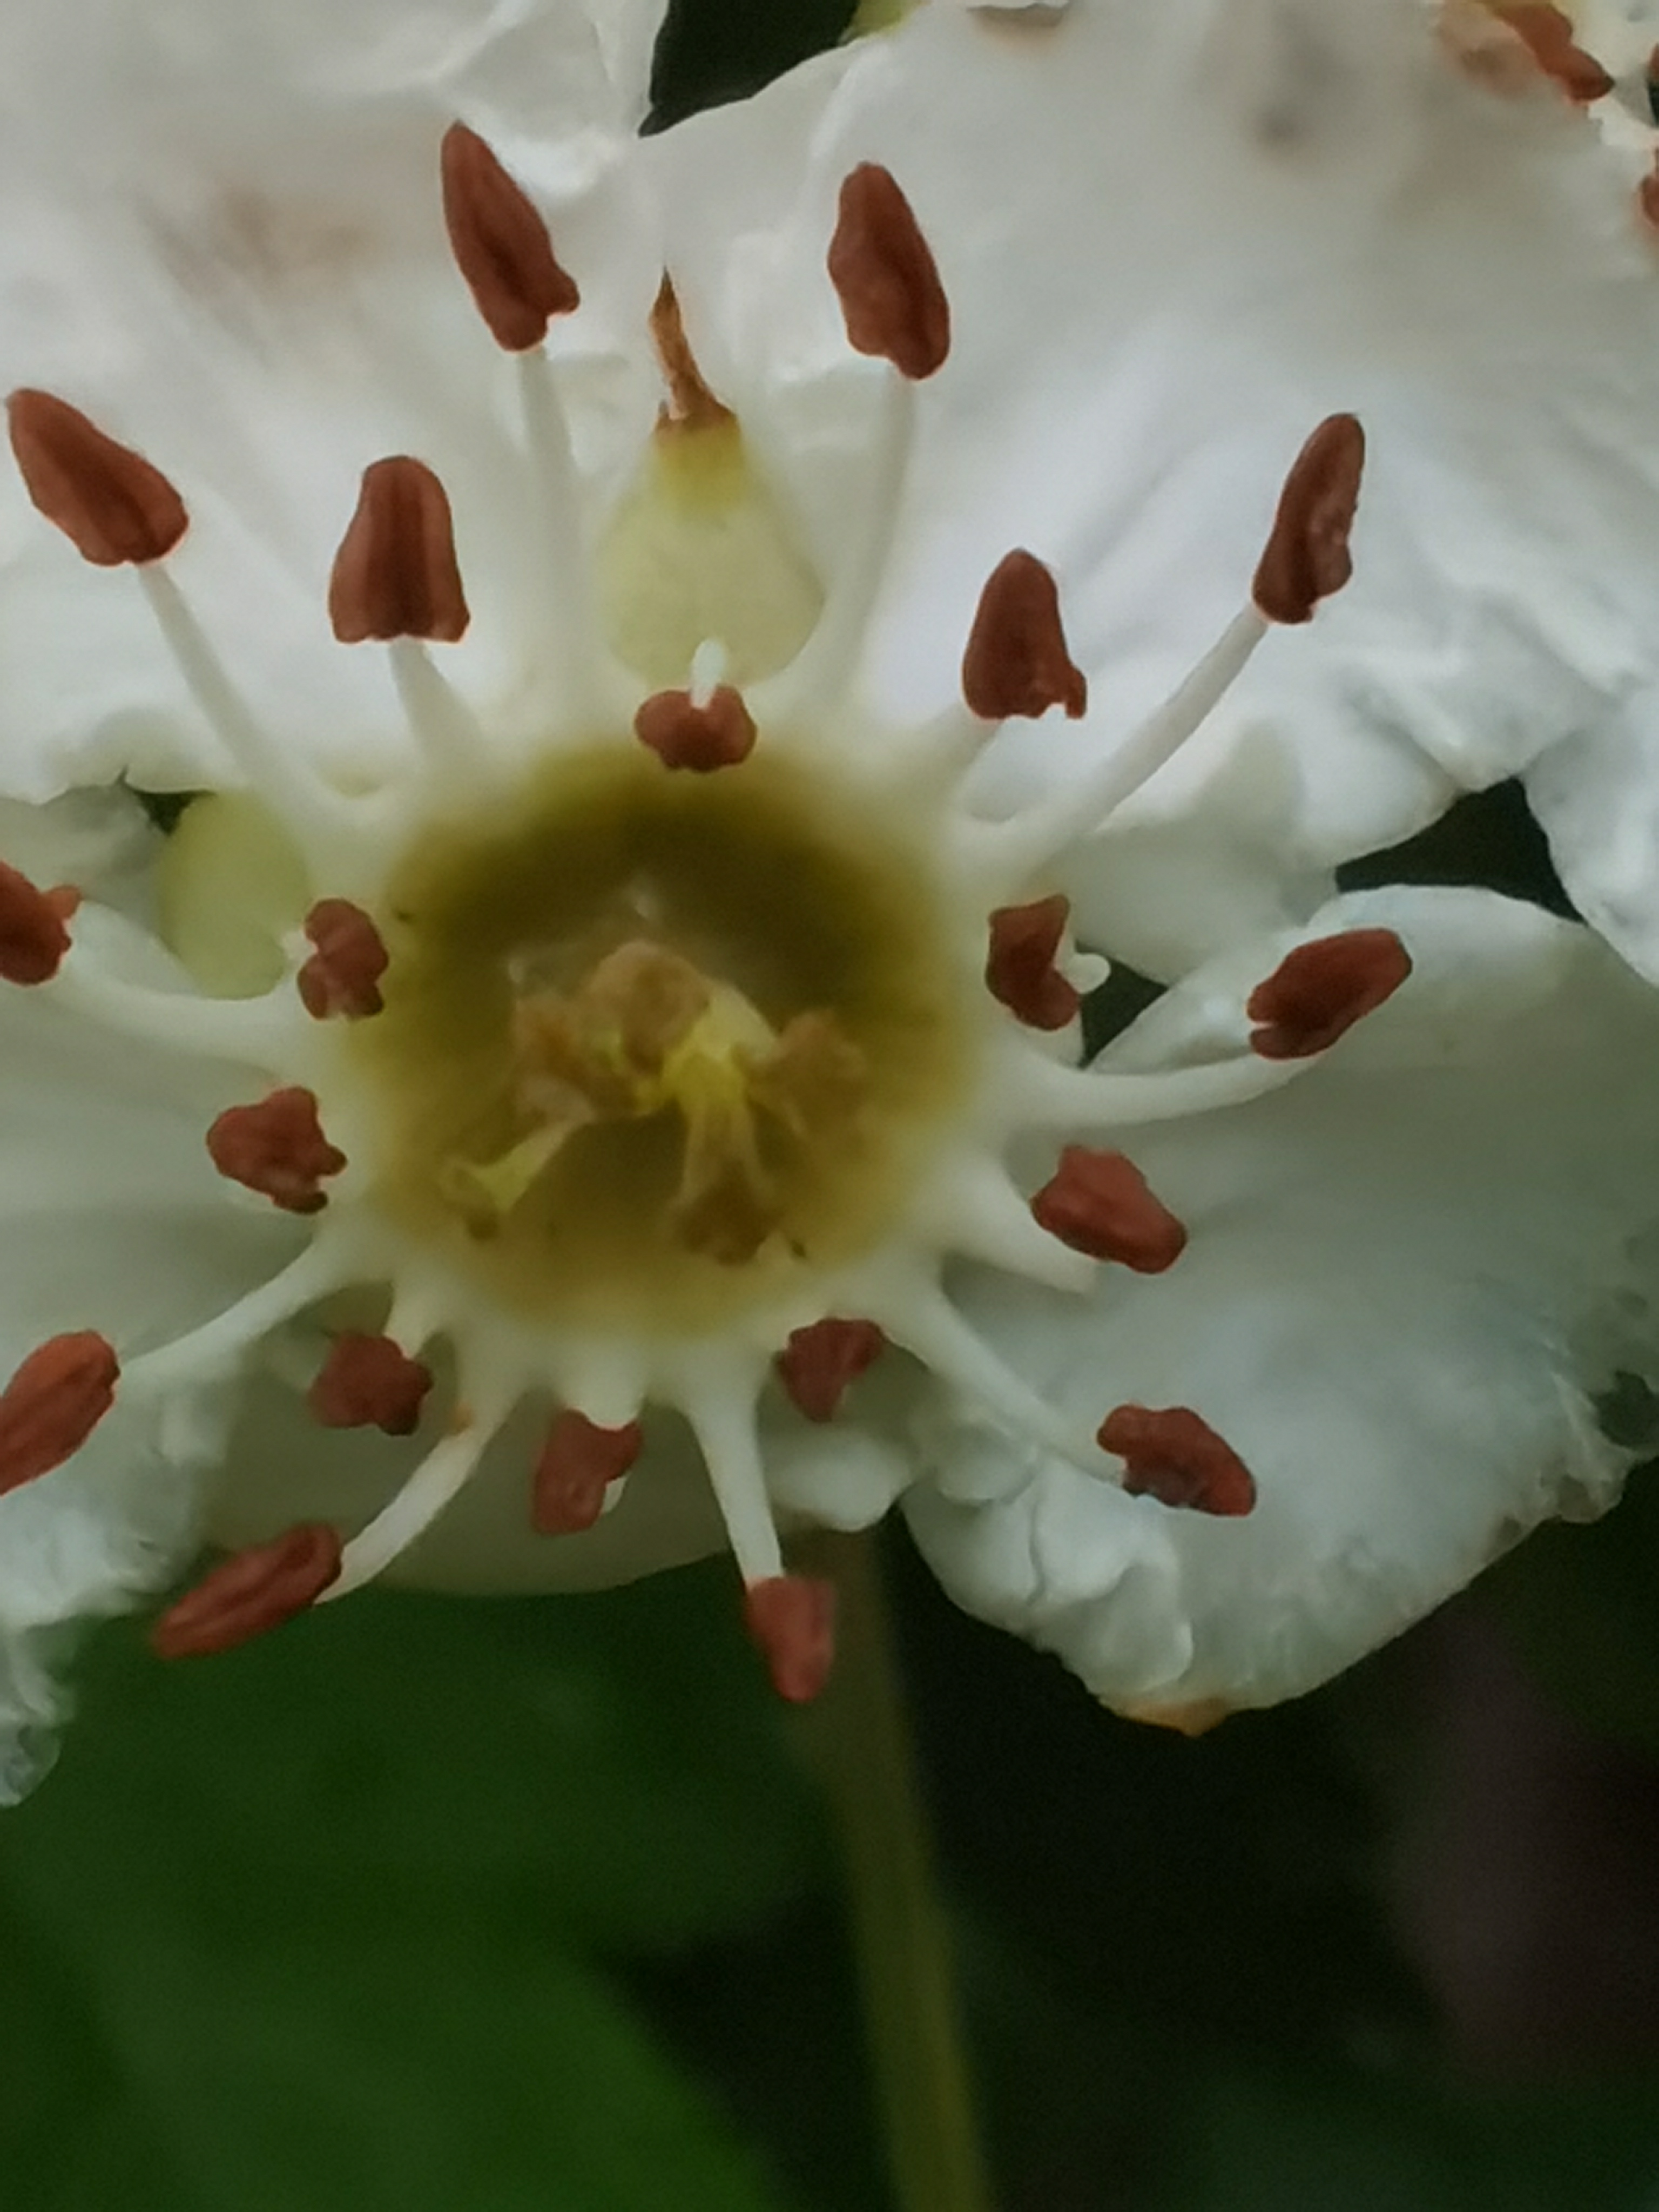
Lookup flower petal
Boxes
[0,2,666,797]
[0,791,295,1791]
[906,885,1659,1714]
[654,0,1659,968]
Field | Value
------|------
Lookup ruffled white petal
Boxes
[905,885,1659,1716]
[0,793,295,1792]
[653,0,1659,970]
[0,2,666,798]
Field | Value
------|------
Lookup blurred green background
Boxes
[6,4,1659,2206]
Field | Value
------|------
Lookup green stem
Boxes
[795,1530,995,2212]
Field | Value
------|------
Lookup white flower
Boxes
[2,0,1659,1790]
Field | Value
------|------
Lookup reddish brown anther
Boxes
[151,1524,343,1659]
[1640,151,1659,235]
[1247,927,1412,1060]
[329,456,470,645]
[1493,4,1615,98]
[532,1411,644,1535]
[827,163,950,380]
[1098,1405,1256,1518]
[206,1087,346,1213]
[777,1319,887,1424]
[8,389,187,567]
[0,859,74,984]
[308,1333,433,1436]
[1032,1149,1188,1274]
[0,1333,119,1497]
[634,686,757,772]
[440,122,579,351]
[744,1574,837,1703]
[962,551,1088,721]
[298,898,389,1021]
[1251,414,1365,625]
[986,894,1080,1031]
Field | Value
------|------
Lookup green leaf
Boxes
[3,1565,821,1954]
[0,1881,792,2212]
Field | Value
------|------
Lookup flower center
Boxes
[355,743,972,1325]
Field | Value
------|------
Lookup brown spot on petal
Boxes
[0,1333,119,1496]
[744,1574,837,1702]
[1252,414,1365,625]
[298,898,389,1021]
[7,389,188,566]
[532,1411,644,1535]
[329,456,469,644]
[0,859,73,984]
[1640,152,1659,235]
[1032,1148,1188,1273]
[633,685,757,772]
[827,163,950,380]
[1492,4,1615,99]
[777,1319,887,1424]
[151,1524,342,1659]
[986,894,1080,1031]
[207,1087,346,1213]
[650,274,734,433]
[440,122,579,351]
[1098,1405,1256,1518]
[308,1333,432,1436]
[1247,927,1411,1060]
[962,551,1087,721]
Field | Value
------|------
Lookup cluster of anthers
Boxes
[0,129,1402,1702]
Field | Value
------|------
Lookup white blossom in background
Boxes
[2,0,1659,1790]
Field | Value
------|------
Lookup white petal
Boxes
[0,4,665,797]
[0,793,294,1792]
[906,885,1659,1716]
[654,0,1659,964]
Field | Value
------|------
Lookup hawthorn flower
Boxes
[3,0,1659,1788]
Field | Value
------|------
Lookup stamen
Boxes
[328,456,470,645]
[961,552,1088,721]
[151,1524,342,1657]
[1491,4,1615,99]
[681,1372,784,1586]
[125,1243,349,1394]
[1247,928,1412,1058]
[532,1411,643,1534]
[440,123,579,352]
[388,636,486,776]
[1642,153,1659,235]
[47,953,300,1061]
[970,608,1267,889]
[827,164,950,381]
[206,1087,346,1213]
[6,389,187,566]
[321,1402,507,1600]
[1097,1404,1256,1517]
[650,276,734,432]
[297,898,388,1021]
[633,685,757,771]
[777,1319,887,1422]
[1000,1039,1305,1128]
[308,1333,433,1435]
[1031,1148,1188,1272]
[0,1333,119,1495]
[744,1575,837,1702]
[138,568,354,844]
[1251,414,1365,626]
[878,1283,1109,1478]
[0,859,74,984]
[986,894,1080,1030]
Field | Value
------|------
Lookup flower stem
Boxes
[794,1529,995,2212]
